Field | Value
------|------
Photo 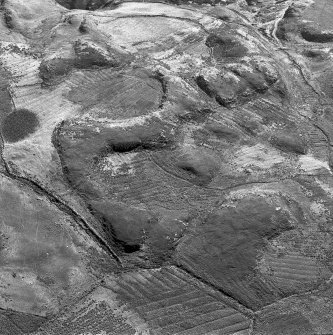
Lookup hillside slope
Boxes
[0,0,333,334]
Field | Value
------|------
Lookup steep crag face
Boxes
[1,0,333,334]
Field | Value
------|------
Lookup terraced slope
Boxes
[37,267,251,335]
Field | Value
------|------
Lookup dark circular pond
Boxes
[1,109,39,143]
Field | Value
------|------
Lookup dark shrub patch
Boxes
[206,34,248,58]
[55,0,110,10]
[1,109,39,143]
[301,27,333,43]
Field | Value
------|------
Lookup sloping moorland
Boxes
[1,0,333,334]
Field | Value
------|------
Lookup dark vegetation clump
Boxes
[301,27,333,43]
[195,75,215,98]
[245,0,257,5]
[196,75,232,107]
[303,49,328,61]
[3,8,14,29]
[55,0,111,10]
[206,34,248,58]
[196,74,252,107]
[1,109,39,142]
[39,58,74,85]
[270,132,307,155]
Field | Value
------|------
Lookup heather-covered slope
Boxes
[0,0,333,334]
